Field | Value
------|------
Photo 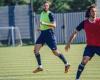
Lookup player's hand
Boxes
[65,43,70,52]
[40,21,48,25]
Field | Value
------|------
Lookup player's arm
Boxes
[40,21,56,28]
[38,22,56,31]
[41,12,56,28]
[65,30,78,51]
[65,21,84,51]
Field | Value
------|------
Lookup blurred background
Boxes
[0,0,99,47]
[0,1,100,80]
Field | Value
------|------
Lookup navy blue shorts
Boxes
[83,45,100,58]
[36,29,57,50]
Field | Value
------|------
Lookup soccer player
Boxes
[65,4,100,80]
[33,1,70,73]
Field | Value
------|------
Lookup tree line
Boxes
[0,0,96,13]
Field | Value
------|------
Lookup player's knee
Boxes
[34,49,39,54]
[52,50,59,56]
[82,56,90,64]
[82,59,88,65]
[53,52,58,56]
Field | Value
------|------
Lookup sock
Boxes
[58,53,67,65]
[76,63,85,79]
[35,53,42,67]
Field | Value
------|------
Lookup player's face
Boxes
[43,3,49,11]
[90,8,97,18]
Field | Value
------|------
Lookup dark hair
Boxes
[85,4,96,18]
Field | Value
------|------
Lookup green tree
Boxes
[32,0,45,13]
[0,0,5,6]
[32,0,96,13]
[32,0,71,13]
[68,0,96,11]
[4,0,16,5]
[0,0,96,12]
[3,0,30,5]
[50,0,70,12]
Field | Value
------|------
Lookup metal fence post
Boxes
[11,26,15,46]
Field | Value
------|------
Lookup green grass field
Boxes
[0,44,99,80]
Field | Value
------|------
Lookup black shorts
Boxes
[83,45,100,58]
[36,29,57,50]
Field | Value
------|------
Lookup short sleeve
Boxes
[48,12,55,22]
[76,21,84,31]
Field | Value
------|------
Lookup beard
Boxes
[43,9,48,12]
[90,14,96,19]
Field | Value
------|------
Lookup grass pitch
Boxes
[0,44,99,80]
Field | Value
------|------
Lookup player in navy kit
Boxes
[33,1,70,73]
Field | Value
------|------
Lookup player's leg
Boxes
[33,44,43,73]
[52,49,70,73]
[33,33,45,73]
[46,30,70,73]
[76,46,95,80]
[95,46,100,56]
[76,56,90,80]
